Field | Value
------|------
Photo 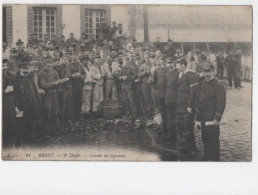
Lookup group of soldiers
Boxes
[3,24,229,160]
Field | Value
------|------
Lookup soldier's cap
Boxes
[3,59,9,64]
[16,39,24,45]
[176,48,181,52]
[202,61,215,71]
[43,59,53,66]
[80,55,89,61]
[31,33,37,36]
[19,62,29,69]
[11,48,18,53]
[27,45,34,49]
[117,52,123,56]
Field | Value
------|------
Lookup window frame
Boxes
[84,9,106,39]
[33,7,57,40]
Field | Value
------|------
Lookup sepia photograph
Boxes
[1,4,252,161]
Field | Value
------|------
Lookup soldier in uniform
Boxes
[175,60,199,156]
[91,57,105,113]
[57,55,73,128]
[70,52,86,126]
[13,63,41,145]
[164,57,179,139]
[196,62,226,161]
[137,52,152,116]
[119,55,138,119]
[224,49,238,89]
[153,55,168,134]
[38,60,64,137]
[16,39,31,64]
[102,55,121,101]
[6,48,19,80]
[2,59,17,147]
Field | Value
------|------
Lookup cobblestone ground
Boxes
[194,81,252,161]
[2,81,252,162]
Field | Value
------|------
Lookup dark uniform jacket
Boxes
[224,54,237,70]
[164,68,179,106]
[58,63,73,89]
[176,70,198,113]
[17,49,31,64]
[196,78,226,122]
[3,73,16,112]
[38,68,59,94]
[120,63,137,86]
[7,59,19,79]
[13,73,40,111]
[153,66,168,98]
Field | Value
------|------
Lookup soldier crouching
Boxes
[196,62,226,161]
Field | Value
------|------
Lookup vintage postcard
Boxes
[2,4,252,161]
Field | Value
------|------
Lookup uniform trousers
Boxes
[121,84,137,118]
[201,123,220,161]
[92,83,103,112]
[104,79,118,101]
[141,83,152,114]
[158,97,166,131]
[81,88,92,113]
[176,113,196,153]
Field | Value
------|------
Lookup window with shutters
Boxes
[33,8,56,40]
[84,9,106,39]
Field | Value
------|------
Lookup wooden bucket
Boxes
[100,100,126,119]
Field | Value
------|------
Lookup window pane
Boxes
[52,28,55,33]
[85,29,88,33]
[34,10,37,14]
[39,15,42,20]
[51,16,54,20]
[34,22,37,26]
[47,28,50,33]
[51,10,54,15]
[34,28,38,32]
[46,22,50,27]
[39,10,42,14]
[46,10,49,14]
[51,22,54,26]
[46,16,49,20]
[39,22,42,26]
[34,15,37,20]
[39,28,42,32]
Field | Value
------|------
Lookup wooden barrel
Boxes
[100,100,126,119]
